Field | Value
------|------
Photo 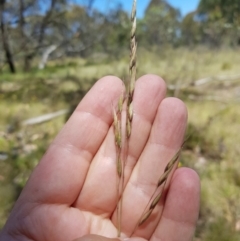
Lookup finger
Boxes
[73,234,146,241]
[73,234,120,241]
[18,76,124,205]
[150,168,200,241]
[75,75,166,215]
[118,98,188,237]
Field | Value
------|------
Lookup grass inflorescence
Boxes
[114,0,185,237]
[114,0,137,236]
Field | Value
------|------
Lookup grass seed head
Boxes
[117,157,122,177]
[127,119,131,138]
[128,102,133,121]
[139,209,153,226]
[150,192,163,210]
[118,94,124,113]
[164,149,181,172]
[157,169,171,187]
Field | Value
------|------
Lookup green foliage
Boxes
[201,218,240,241]
[181,11,203,45]
[1,49,240,241]
[198,0,240,24]
[197,0,240,46]
[2,0,240,74]
[99,4,130,58]
[139,0,181,47]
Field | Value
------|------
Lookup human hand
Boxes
[0,75,200,241]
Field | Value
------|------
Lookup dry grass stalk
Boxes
[113,0,188,237]
[127,0,137,138]
[113,94,124,237]
[115,0,137,237]
[130,144,184,236]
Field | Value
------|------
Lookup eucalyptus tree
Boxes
[181,11,204,46]
[21,0,68,71]
[198,0,240,46]
[0,0,16,73]
[0,0,69,72]
[140,0,181,47]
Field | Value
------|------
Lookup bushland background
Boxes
[0,0,240,240]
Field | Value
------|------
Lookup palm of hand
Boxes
[0,76,200,241]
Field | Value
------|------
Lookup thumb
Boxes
[73,234,120,241]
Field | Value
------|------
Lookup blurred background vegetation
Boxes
[0,0,240,240]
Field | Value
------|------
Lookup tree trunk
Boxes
[0,0,16,73]
[22,0,57,72]
[38,45,57,69]
[24,54,34,72]
[19,0,25,38]
[38,0,57,46]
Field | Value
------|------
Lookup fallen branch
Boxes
[21,109,69,126]
[167,73,240,90]
[194,73,240,86]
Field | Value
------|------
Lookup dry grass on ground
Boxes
[0,48,240,240]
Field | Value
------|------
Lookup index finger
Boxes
[18,76,124,205]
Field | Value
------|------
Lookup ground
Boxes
[0,47,240,240]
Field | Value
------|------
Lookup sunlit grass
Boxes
[0,48,240,239]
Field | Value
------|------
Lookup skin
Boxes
[0,75,200,241]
